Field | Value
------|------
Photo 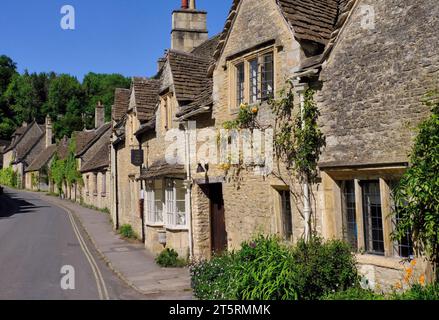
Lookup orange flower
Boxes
[251,107,259,114]
[405,267,413,277]
[410,259,417,267]
[394,282,402,290]
[419,274,426,286]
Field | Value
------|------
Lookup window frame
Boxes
[165,179,188,230]
[101,172,107,197]
[229,47,275,111]
[338,178,412,258]
[145,179,164,226]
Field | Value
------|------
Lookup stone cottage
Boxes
[75,103,112,210]
[107,0,437,289]
[2,117,53,189]
[290,0,439,289]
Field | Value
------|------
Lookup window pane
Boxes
[249,59,259,103]
[343,181,358,250]
[154,180,163,223]
[279,190,292,240]
[362,181,384,255]
[236,63,245,106]
[175,180,186,226]
[390,181,414,258]
[261,53,274,100]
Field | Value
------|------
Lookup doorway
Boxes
[208,183,227,253]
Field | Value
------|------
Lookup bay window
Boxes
[146,179,187,229]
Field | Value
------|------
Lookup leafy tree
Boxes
[393,91,439,280]
[0,55,18,138]
[82,72,130,124]
[46,74,85,138]
[0,55,17,96]
[4,72,40,123]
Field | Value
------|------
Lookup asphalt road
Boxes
[0,187,145,300]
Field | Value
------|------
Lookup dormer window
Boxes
[231,50,274,110]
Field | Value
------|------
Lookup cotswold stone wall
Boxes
[115,139,142,238]
[318,0,439,166]
[207,0,309,252]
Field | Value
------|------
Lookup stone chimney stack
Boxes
[95,101,105,129]
[171,0,208,52]
[45,116,53,148]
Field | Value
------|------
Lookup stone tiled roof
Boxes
[4,123,34,153]
[211,0,354,71]
[277,0,339,44]
[80,140,110,173]
[16,127,45,162]
[132,77,161,122]
[176,78,213,118]
[293,0,357,76]
[75,123,112,157]
[73,130,95,155]
[139,159,185,179]
[191,34,221,63]
[112,88,131,122]
[168,50,211,103]
[25,145,57,172]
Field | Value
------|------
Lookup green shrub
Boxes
[322,287,384,300]
[190,253,237,300]
[391,283,439,300]
[119,224,136,239]
[231,235,300,300]
[156,248,187,268]
[0,166,17,188]
[190,235,359,300]
[290,237,359,300]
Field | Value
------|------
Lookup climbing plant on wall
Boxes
[269,80,326,240]
[270,81,325,184]
[393,91,439,281]
[49,138,82,195]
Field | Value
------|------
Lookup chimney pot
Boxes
[182,0,189,9]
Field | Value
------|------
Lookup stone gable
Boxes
[317,0,439,167]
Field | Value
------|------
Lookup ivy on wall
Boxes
[49,138,82,195]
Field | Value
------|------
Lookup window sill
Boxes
[356,253,407,270]
[145,222,164,228]
[166,225,189,232]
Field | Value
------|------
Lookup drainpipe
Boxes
[114,145,120,230]
[183,121,194,259]
[294,79,311,242]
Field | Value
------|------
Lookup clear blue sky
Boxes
[0,0,231,80]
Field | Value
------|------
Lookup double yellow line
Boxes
[63,204,110,300]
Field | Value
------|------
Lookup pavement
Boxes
[0,187,193,300]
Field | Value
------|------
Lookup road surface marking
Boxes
[60,203,110,300]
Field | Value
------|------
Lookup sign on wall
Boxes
[131,150,144,167]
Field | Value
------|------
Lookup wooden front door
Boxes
[209,183,227,253]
